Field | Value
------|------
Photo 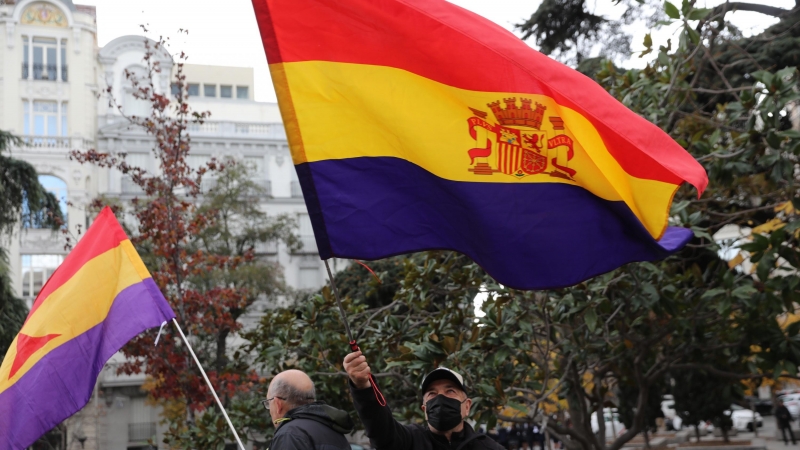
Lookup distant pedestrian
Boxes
[776,399,797,445]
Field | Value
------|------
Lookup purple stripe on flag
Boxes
[296,157,694,290]
[0,278,174,450]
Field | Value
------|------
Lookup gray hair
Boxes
[271,378,316,409]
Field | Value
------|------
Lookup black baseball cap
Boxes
[420,367,467,394]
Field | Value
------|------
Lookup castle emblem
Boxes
[467,98,576,181]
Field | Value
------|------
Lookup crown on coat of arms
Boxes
[486,98,546,129]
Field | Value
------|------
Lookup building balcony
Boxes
[21,63,68,81]
[18,135,87,150]
[186,121,287,140]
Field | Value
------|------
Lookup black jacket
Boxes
[270,402,355,450]
[350,383,505,450]
[776,405,794,428]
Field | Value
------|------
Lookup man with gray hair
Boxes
[265,369,354,450]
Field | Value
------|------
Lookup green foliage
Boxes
[0,130,63,234]
[673,371,741,441]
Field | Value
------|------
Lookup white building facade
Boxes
[1,1,329,448]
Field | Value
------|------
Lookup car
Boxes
[727,404,763,432]
[669,416,713,434]
[350,445,366,450]
[662,398,677,420]
[779,394,800,418]
[591,408,626,438]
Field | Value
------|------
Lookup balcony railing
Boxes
[22,63,68,81]
[186,121,287,139]
[18,136,86,149]
[128,422,156,442]
[290,181,303,198]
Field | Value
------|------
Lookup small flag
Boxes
[0,207,175,449]
[251,0,708,289]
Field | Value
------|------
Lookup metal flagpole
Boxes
[171,318,246,450]
[324,259,356,348]
[323,259,386,406]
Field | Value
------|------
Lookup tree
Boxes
[70,34,298,448]
[673,370,741,442]
[0,129,63,357]
[516,0,799,66]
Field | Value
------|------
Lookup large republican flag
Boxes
[0,207,175,449]
[251,0,708,289]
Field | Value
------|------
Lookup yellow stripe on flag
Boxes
[0,240,148,391]
[276,61,677,238]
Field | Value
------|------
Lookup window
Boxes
[61,39,67,81]
[298,267,320,290]
[187,154,210,171]
[220,85,232,98]
[22,36,67,81]
[187,83,200,96]
[123,66,151,117]
[236,86,249,99]
[22,36,28,79]
[61,102,68,136]
[24,101,67,140]
[244,155,264,176]
[21,175,68,228]
[170,83,180,96]
[297,213,317,253]
[33,37,57,80]
[21,254,64,299]
[203,84,216,97]
[39,175,68,219]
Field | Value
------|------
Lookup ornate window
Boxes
[122,66,151,117]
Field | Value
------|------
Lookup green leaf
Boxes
[731,285,757,300]
[585,307,598,333]
[701,288,726,299]
[751,70,774,86]
[507,401,529,415]
[684,25,700,45]
[686,8,711,20]
[664,1,681,19]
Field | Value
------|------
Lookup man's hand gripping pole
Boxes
[324,259,386,406]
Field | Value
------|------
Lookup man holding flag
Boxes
[344,350,504,450]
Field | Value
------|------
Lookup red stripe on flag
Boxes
[27,208,129,320]
[253,0,707,193]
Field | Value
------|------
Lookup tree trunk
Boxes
[722,425,729,443]
[694,424,701,443]
[644,428,650,449]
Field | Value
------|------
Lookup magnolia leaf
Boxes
[664,1,681,19]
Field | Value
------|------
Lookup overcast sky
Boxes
[78,0,795,102]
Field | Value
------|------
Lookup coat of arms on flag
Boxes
[467,99,576,181]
